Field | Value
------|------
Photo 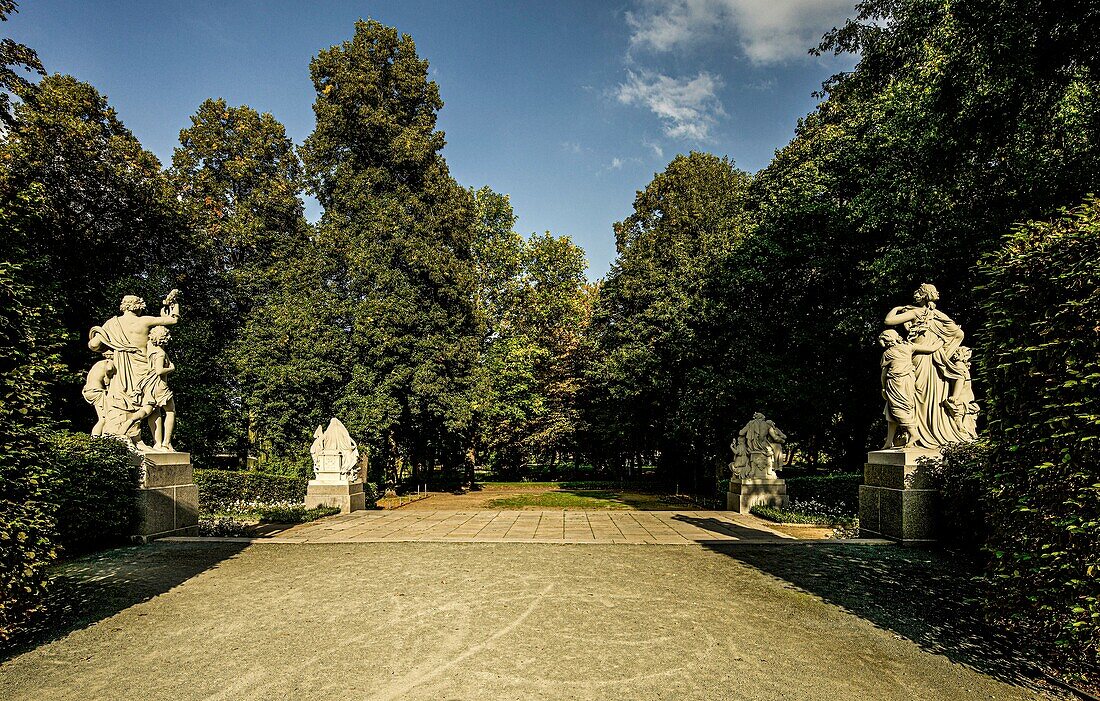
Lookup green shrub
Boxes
[976,197,1100,679]
[41,431,141,554]
[194,468,308,511]
[785,473,861,514]
[751,500,857,526]
[362,481,380,507]
[926,441,993,555]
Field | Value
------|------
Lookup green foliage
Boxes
[926,440,993,554]
[169,98,309,457]
[975,197,1100,676]
[588,152,752,483]
[0,1,44,128]
[0,260,58,647]
[749,503,851,526]
[0,262,58,647]
[293,19,481,479]
[470,188,593,476]
[785,474,862,514]
[194,469,307,511]
[0,74,191,426]
[41,431,140,554]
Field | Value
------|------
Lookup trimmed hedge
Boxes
[195,469,308,511]
[42,431,141,554]
[195,468,380,512]
[785,473,861,514]
[974,198,1100,680]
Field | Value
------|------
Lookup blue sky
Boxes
[8,0,857,277]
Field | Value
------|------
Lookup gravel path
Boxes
[0,541,1066,701]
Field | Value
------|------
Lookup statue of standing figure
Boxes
[85,289,181,452]
[879,283,979,449]
[731,412,788,479]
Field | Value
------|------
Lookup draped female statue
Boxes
[881,283,978,448]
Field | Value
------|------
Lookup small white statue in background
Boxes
[310,418,363,484]
[731,412,788,479]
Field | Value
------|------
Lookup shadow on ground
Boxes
[671,514,788,541]
[707,543,1045,691]
[1,541,248,663]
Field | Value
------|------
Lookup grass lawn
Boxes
[486,489,685,510]
[479,481,564,490]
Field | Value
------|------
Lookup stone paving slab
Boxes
[252,510,799,544]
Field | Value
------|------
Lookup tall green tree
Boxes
[169,98,309,456]
[0,74,191,428]
[713,0,1100,466]
[299,19,480,478]
[467,187,591,476]
[0,1,43,128]
[589,152,751,485]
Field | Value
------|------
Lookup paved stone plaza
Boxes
[249,509,806,544]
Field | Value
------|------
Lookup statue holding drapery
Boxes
[879,283,978,449]
[86,289,181,452]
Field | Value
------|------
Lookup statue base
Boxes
[727,478,787,513]
[134,451,199,542]
[305,480,366,513]
[859,448,940,544]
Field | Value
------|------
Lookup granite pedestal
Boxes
[727,478,787,513]
[305,480,366,513]
[859,448,939,544]
[135,451,199,542]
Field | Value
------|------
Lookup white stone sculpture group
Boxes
[878,283,979,449]
[730,412,788,479]
[309,418,363,484]
[84,290,180,452]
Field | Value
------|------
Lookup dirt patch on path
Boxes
[0,542,1065,701]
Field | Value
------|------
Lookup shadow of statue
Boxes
[2,541,248,662]
[704,542,1046,691]
[670,514,788,542]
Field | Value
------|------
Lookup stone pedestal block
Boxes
[858,448,939,544]
[135,451,198,542]
[727,478,787,513]
[305,480,366,513]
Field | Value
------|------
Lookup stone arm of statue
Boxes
[151,351,173,378]
[767,424,786,443]
[145,290,181,329]
[884,305,919,326]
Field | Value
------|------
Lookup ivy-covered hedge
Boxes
[974,198,1100,680]
[195,469,309,511]
[0,263,59,648]
[786,473,862,514]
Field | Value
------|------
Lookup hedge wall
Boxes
[43,431,141,554]
[195,469,309,511]
[975,197,1100,679]
[786,473,862,513]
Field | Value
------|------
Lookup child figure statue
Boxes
[143,325,177,452]
[878,329,938,448]
[82,351,116,436]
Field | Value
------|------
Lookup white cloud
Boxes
[615,70,725,141]
[642,138,665,158]
[626,0,855,63]
[605,156,643,172]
